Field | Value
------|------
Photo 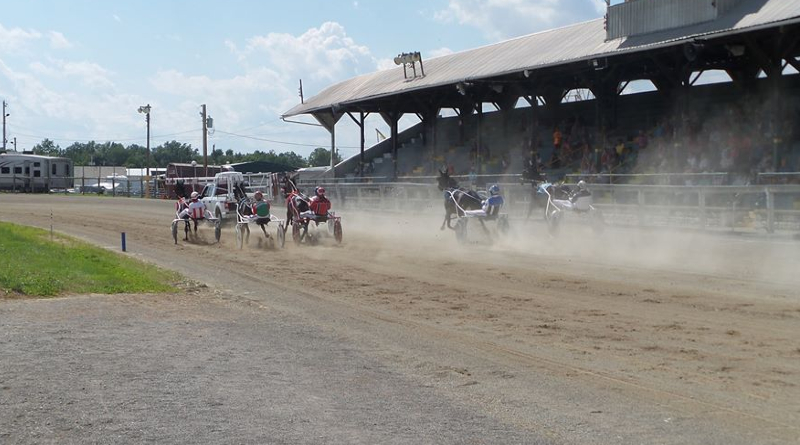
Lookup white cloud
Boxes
[428,47,455,58]
[375,58,396,71]
[0,24,42,53]
[48,31,72,49]
[434,0,606,41]
[27,58,114,88]
[231,22,376,85]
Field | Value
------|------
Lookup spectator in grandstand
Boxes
[777,156,793,173]
[580,147,595,175]
[551,127,563,168]
[468,166,478,187]
[634,130,649,151]
[719,145,735,171]
[500,152,510,173]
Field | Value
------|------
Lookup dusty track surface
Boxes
[1,194,799,444]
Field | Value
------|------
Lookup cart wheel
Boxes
[235,224,244,249]
[171,221,178,244]
[497,215,510,236]
[546,208,561,237]
[333,220,343,243]
[214,220,222,243]
[292,221,301,245]
[455,219,468,244]
[277,223,286,248]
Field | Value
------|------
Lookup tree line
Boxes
[29,139,343,169]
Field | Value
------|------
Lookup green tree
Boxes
[307,147,342,167]
[152,140,195,166]
[32,139,61,156]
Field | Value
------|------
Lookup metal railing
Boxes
[298,180,800,234]
[22,173,800,234]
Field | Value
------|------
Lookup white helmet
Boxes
[190,191,199,199]
[577,180,587,191]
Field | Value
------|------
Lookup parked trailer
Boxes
[0,153,74,192]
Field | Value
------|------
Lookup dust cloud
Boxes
[335,205,800,291]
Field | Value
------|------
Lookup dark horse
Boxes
[437,169,484,231]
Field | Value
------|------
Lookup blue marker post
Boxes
[121,232,127,252]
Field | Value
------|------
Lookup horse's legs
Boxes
[478,219,491,237]
[526,188,537,220]
[184,221,189,240]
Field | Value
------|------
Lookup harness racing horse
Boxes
[436,169,485,232]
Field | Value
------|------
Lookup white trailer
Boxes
[0,153,74,192]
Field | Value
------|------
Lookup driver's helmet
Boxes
[190,191,199,200]
[253,190,263,200]
[577,180,587,191]
[488,184,501,196]
[316,186,326,197]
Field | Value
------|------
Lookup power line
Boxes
[7,128,198,144]
[214,129,361,149]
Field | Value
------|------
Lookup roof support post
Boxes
[346,111,370,178]
[476,102,483,179]
[359,112,366,178]
[522,96,541,157]
[380,111,401,179]
[419,107,439,175]
[312,109,343,178]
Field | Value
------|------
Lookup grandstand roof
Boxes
[284,0,800,118]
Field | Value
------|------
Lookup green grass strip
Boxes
[0,221,178,297]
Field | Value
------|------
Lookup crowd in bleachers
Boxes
[348,88,800,186]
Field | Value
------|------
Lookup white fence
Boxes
[295,180,800,234]
[30,173,800,233]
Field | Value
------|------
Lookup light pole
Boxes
[191,160,197,193]
[138,104,151,177]
[3,100,9,151]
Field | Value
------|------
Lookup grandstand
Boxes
[283,0,800,185]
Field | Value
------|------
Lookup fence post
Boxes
[637,188,645,226]
[698,189,707,229]
[765,187,774,234]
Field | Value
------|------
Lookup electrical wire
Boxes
[7,128,199,144]
[214,129,361,149]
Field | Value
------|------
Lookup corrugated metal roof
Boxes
[284,0,800,117]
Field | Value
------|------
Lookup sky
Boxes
[0,0,615,161]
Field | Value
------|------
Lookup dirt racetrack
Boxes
[1,193,799,444]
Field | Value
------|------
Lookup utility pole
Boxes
[2,100,8,151]
[201,104,208,177]
[145,109,150,177]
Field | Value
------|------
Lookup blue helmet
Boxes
[489,184,501,196]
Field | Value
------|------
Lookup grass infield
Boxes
[0,221,178,297]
